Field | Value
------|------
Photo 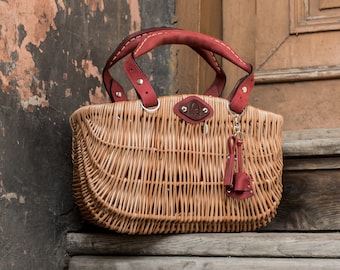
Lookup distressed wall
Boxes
[0,0,175,269]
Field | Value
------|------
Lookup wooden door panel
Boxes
[254,1,290,69]
[258,31,340,70]
[256,0,340,77]
[290,0,340,34]
[223,0,340,129]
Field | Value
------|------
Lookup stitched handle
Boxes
[130,29,254,113]
[103,28,226,106]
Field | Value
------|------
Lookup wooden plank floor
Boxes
[69,256,340,270]
[68,232,340,269]
[67,232,340,258]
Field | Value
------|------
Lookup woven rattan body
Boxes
[70,94,283,234]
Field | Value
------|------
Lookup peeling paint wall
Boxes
[0,0,175,269]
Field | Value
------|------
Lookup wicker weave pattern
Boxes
[70,94,283,234]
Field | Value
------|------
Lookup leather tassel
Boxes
[224,136,254,199]
[224,136,236,189]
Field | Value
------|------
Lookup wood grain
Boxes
[69,256,340,270]
[67,232,340,258]
[283,128,340,141]
[283,156,340,171]
[255,65,340,83]
[174,0,222,95]
[266,170,340,230]
[282,128,340,157]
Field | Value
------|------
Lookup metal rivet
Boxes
[115,92,122,97]
[136,79,144,85]
[202,107,209,114]
[242,86,247,93]
[227,189,231,194]
[181,106,188,113]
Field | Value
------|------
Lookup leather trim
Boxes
[173,96,213,124]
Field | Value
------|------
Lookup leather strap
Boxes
[124,55,159,107]
[103,28,226,103]
[236,138,244,173]
[224,136,236,188]
[131,29,254,114]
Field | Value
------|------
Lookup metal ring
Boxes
[226,101,245,117]
[141,99,160,113]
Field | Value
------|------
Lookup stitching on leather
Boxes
[108,30,249,73]
[209,51,221,72]
[108,32,150,67]
[135,32,223,73]
[135,31,164,55]
[214,39,247,67]
[134,31,248,69]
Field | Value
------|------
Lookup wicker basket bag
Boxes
[70,28,283,234]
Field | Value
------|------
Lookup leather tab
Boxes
[173,96,213,124]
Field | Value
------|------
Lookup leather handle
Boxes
[103,28,226,104]
[134,30,252,72]
[132,29,254,113]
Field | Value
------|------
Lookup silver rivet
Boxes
[202,107,209,114]
[181,106,188,113]
[115,92,122,97]
[242,86,247,93]
[136,79,144,85]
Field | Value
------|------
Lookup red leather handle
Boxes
[131,29,254,113]
[103,28,226,106]
[134,30,252,73]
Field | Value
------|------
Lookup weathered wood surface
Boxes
[282,128,340,171]
[267,170,340,230]
[175,0,222,95]
[283,156,340,171]
[67,232,340,258]
[283,128,340,140]
[282,128,340,157]
[276,129,340,230]
[223,1,340,130]
[255,65,340,83]
[68,256,340,270]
